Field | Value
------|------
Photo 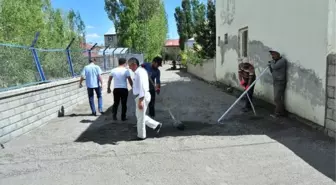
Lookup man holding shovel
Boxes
[238,61,256,112]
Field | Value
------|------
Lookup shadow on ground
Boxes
[74,70,335,181]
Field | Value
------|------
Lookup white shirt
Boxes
[110,67,130,89]
[133,67,149,98]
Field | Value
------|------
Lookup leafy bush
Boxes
[180,48,203,67]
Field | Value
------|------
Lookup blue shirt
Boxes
[81,63,102,88]
[142,62,161,89]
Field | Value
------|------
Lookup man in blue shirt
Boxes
[79,59,104,116]
[141,56,162,118]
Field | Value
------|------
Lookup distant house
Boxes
[104,27,118,48]
[164,39,180,60]
[80,43,99,57]
[184,38,195,49]
[104,33,118,48]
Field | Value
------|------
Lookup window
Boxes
[224,33,228,44]
[238,27,248,57]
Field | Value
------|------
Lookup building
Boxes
[215,0,336,134]
[184,38,195,49]
[104,33,118,48]
[80,43,99,57]
[163,39,180,60]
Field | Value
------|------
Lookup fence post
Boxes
[66,38,75,77]
[30,32,46,81]
[112,48,117,68]
[88,43,97,62]
[103,45,110,71]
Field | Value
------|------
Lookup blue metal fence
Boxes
[0,33,143,92]
[0,34,95,92]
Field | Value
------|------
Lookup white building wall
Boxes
[187,59,216,82]
[216,0,329,126]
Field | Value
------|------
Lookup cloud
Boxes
[87,25,94,29]
[86,33,103,45]
[86,33,101,38]
[105,25,116,34]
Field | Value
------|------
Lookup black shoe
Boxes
[113,115,117,120]
[92,112,97,116]
[154,123,162,134]
[121,117,128,121]
[100,111,105,115]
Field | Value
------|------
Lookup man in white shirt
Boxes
[127,57,162,140]
[107,58,133,121]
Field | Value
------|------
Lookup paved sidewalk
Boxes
[0,65,335,185]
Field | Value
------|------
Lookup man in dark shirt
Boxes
[141,56,162,117]
[238,62,256,112]
[268,50,287,118]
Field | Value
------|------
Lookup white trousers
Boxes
[135,92,160,139]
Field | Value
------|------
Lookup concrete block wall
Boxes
[187,59,216,82]
[0,75,107,144]
[326,54,336,137]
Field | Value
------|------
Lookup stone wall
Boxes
[0,74,108,143]
[326,53,336,137]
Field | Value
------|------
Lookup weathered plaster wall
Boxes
[216,0,329,126]
[325,0,336,135]
[187,59,216,82]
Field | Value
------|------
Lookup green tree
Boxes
[174,7,187,51]
[175,0,216,59]
[206,0,216,58]
[105,0,167,60]
[0,0,86,88]
[174,0,201,51]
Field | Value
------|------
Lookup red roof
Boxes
[80,43,94,50]
[165,39,179,47]
[80,43,98,57]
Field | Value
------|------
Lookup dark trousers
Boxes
[244,84,255,109]
[149,89,156,117]
[112,88,129,119]
[243,78,255,109]
[87,87,102,114]
[274,82,286,115]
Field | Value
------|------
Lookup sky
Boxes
[51,0,207,45]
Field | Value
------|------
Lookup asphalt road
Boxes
[0,65,335,185]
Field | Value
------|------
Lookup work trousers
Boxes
[112,88,129,119]
[243,77,256,109]
[87,87,103,114]
[149,89,156,117]
[274,82,286,115]
[244,84,255,109]
[135,92,160,139]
